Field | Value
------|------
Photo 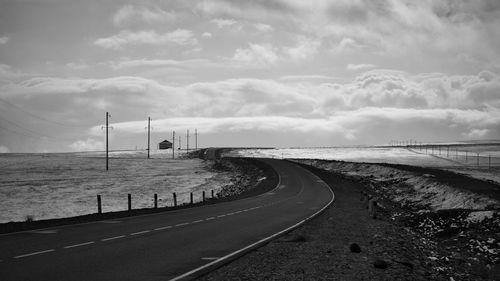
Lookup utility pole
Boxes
[187,129,190,153]
[102,112,111,171]
[195,128,198,150]
[147,117,151,159]
[172,131,175,159]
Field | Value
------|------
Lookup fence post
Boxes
[190,192,193,204]
[211,189,214,198]
[128,193,132,211]
[173,192,177,207]
[97,195,102,214]
[202,191,206,202]
[154,193,158,208]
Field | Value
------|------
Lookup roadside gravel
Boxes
[200,163,433,281]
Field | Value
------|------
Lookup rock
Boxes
[349,243,361,253]
[374,259,389,269]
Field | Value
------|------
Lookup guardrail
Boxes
[96,190,216,214]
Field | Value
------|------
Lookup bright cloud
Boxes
[0,36,9,45]
[69,138,104,152]
[211,18,238,28]
[347,64,377,71]
[232,44,279,66]
[112,4,176,26]
[254,23,274,32]
[94,29,198,49]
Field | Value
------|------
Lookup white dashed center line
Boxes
[14,249,55,259]
[154,226,172,231]
[64,241,94,249]
[9,203,271,260]
[101,235,125,241]
[130,230,150,236]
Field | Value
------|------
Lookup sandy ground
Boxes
[0,150,233,223]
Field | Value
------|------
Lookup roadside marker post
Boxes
[211,190,214,199]
[190,192,193,205]
[97,195,102,214]
[202,191,206,202]
[173,192,177,207]
[128,194,132,211]
[154,193,158,208]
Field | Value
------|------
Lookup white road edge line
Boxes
[192,220,203,224]
[14,249,55,259]
[101,235,125,241]
[130,230,150,236]
[168,162,335,281]
[64,241,94,249]
[205,217,215,220]
[175,222,189,227]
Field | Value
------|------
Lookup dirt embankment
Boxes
[0,157,277,234]
[201,159,500,281]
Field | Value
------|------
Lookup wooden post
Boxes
[211,189,214,198]
[128,194,132,211]
[173,192,177,207]
[190,192,193,204]
[202,191,206,202]
[154,193,158,208]
[97,195,102,214]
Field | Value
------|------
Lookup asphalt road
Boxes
[0,158,333,281]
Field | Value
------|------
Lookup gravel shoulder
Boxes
[199,160,500,281]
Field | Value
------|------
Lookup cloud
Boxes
[284,37,320,61]
[346,63,377,71]
[202,32,212,38]
[0,36,9,45]
[465,128,489,139]
[109,58,213,70]
[69,138,104,151]
[3,70,500,150]
[94,29,198,49]
[112,4,176,26]
[231,43,279,66]
[0,145,10,153]
[254,23,274,32]
[211,18,238,28]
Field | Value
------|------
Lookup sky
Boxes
[0,0,499,153]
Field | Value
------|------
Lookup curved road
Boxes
[0,158,333,281]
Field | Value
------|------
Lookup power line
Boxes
[0,97,90,128]
[0,124,43,140]
[0,115,76,141]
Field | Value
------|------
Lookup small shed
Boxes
[159,140,173,150]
